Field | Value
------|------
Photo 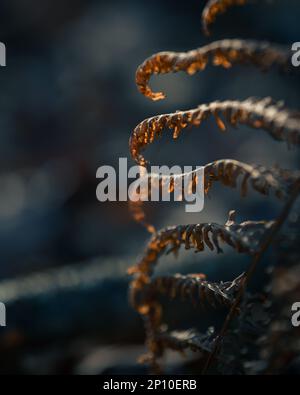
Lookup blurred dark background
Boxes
[0,0,299,374]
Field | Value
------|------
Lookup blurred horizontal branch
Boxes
[0,257,142,347]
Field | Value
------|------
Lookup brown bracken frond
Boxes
[129,272,245,324]
[128,211,275,277]
[130,272,245,367]
[128,160,299,233]
[129,0,300,374]
[204,160,299,200]
[130,98,300,166]
[131,159,299,201]
[148,272,245,307]
[136,40,290,101]
[202,0,248,35]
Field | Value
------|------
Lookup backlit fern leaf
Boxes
[129,0,300,374]
[204,160,299,199]
[130,98,300,166]
[129,160,299,232]
[128,211,275,277]
[136,40,290,101]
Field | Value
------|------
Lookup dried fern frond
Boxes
[149,272,245,307]
[129,273,243,325]
[130,98,300,166]
[131,274,245,368]
[202,0,248,35]
[129,159,299,201]
[128,160,299,233]
[129,0,300,374]
[204,160,299,199]
[128,211,275,277]
[136,39,289,101]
